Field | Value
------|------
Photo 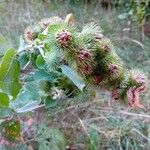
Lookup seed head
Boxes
[56,30,72,47]
[78,49,92,60]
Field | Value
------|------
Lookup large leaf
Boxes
[0,48,16,80]
[60,65,85,91]
[13,69,59,113]
[33,69,58,82]
[0,81,20,99]
[13,82,41,113]
[0,48,21,100]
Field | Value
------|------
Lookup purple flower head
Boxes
[78,49,92,60]
[56,30,72,46]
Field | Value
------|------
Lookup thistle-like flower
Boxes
[77,49,92,60]
[56,30,72,47]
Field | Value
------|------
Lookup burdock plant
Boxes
[23,14,147,109]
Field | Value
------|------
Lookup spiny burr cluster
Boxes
[24,14,147,109]
[24,16,63,44]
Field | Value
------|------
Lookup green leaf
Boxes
[60,65,85,91]
[45,96,57,108]
[34,69,58,82]
[0,92,9,107]
[0,107,12,118]
[0,81,20,99]
[31,52,38,68]
[36,55,45,69]
[0,48,17,80]
[13,82,41,113]
[0,48,21,99]
[18,51,29,68]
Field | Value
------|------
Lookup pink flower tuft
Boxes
[56,30,72,46]
[78,49,92,60]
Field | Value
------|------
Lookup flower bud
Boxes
[78,49,92,60]
[56,30,72,47]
